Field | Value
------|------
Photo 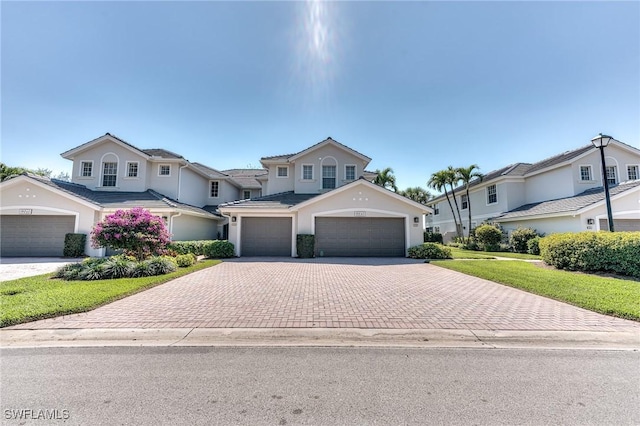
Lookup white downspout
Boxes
[177,163,188,201]
[170,212,183,237]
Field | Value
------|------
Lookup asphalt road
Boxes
[1,347,638,425]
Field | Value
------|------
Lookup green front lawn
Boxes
[0,259,221,328]
[447,247,541,260]
[432,260,640,321]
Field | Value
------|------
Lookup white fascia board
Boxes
[289,139,372,164]
[218,207,292,215]
[496,212,574,222]
[60,134,151,160]
[0,176,100,210]
[290,179,432,213]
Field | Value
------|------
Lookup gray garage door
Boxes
[241,217,292,256]
[315,217,405,257]
[0,215,75,257]
[599,219,640,232]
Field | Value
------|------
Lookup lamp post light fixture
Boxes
[591,133,615,232]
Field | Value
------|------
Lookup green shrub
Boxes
[474,224,503,251]
[102,256,136,278]
[408,243,452,259]
[509,228,540,253]
[168,240,210,256]
[539,232,640,278]
[176,253,197,267]
[145,256,177,276]
[63,233,86,257]
[527,236,541,255]
[53,263,84,280]
[424,231,443,244]
[79,262,106,280]
[203,240,235,258]
[296,234,315,258]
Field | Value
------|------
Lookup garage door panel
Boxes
[241,217,292,256]
[1,215,75,257]
[315,217,405,257]
[598,219,640,232]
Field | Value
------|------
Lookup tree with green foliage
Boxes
[91,207,171,260]
[372,167,398,192]
[474,224,503,251]
[428,169,464,239]
[398,186,432,205]
[456,164,483,243]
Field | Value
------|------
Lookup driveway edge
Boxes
[1,328,638,350]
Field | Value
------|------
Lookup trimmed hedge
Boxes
[539,232,640,278]
[474,224,503,251]
[167,240,209,256]
[63,233,86,257]
[509,227,540,253]
[203,240,235,258]
[408,243,452,259]
[296,234,315,258]
[424,231,443,244]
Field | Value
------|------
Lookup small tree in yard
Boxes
[91,207,171,260]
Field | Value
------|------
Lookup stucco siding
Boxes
[266,165,295,195]
[178,167,208,206]
[146,162,181,199]
[500,216,582,236]
[525,166,573,204]
[170,214,219,241]
[293,145,366,194]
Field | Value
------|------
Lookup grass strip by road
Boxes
[0,259,221,328]
[432,260,639,321]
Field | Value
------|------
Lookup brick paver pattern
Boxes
[9,258,640,331]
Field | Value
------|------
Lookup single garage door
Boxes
[315,217,405,257]
[599,219,640,232]
[241,217,292,256]
[0,215,75,257]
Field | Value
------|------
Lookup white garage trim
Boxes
[0,205,80,233]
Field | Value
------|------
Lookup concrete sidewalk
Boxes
[0,257,84,281]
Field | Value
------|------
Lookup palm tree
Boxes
[457,165,483,243]
[372,167,398,192]
[398,186,432,205]
[427,170,463,239]
[444,166,464,239]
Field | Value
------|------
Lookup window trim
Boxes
[344,164,357,181]
[322,165,337,189]
[101,161,118,187]
[626,164,639,181]
[461,194,468,210]
[210,180,220,198]
[605,165,618,185]
[486,184,498,205]
[301,164,314,181]
[243,190,251,200]
[158,164,171,177]
[79,160,93,178]
[276,166,289,178]
[579,164,593,182]
[433,203,440,216]
[125,161,140,179]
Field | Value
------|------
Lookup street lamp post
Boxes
[591,133,615,232]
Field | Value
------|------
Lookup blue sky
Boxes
[2,1,639,191]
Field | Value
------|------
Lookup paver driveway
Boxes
[8,258,640,331]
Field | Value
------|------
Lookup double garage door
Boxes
[240,216,406,257]
[0,215,75,257]
[315,217,405,257]
[599,219,640,232]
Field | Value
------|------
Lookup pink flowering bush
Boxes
[91,207,171,260]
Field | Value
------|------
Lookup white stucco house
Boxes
[426,139,640,240]
[0,134,431,257]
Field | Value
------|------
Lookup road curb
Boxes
[1,328,638,350]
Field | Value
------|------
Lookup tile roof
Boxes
[141,148,184,159]
[190,162,230,179]
[218,191,319,209]
[261,137,371,162]
[524,144,593,175]
[222,168,268,189]
[24,175,221,218]
[497,180,640,220]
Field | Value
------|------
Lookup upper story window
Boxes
[487,184,497,204]
[80,161,93,177]
[243,190,251,199]
[627,165,639,180]
[433,204,440,215]
[102,162,117,187]
[461,194,468,210]
[210,181,219,198]
[580,165,592,181]
[345,165,356,181]
[277,166,289,178]
[605,166,617,185]
[159,164,171,176]
[126,162,139,178]
[302,165,313,180]
[322,165,336,189]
